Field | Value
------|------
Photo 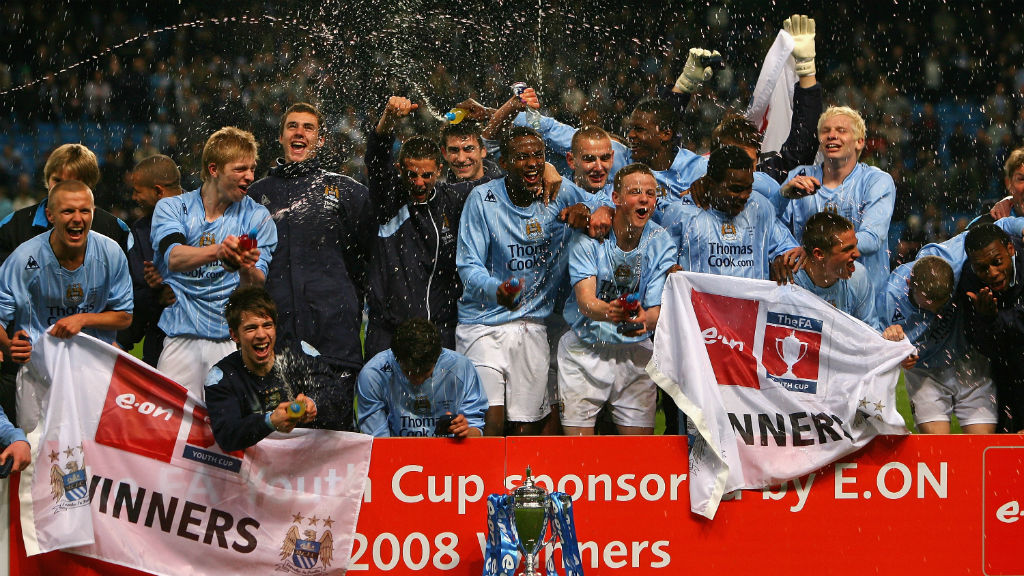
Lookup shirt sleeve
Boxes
[514,112,577,158]
[641,230,678,309]
[766,209,800,261]
[568,234,599,288]
[0,254,23,330]
[366,131,407,224]
[0,403,27,446]
[105,243,134,314]
[850,267,882,331]
[356,364,392,438]
[151,197,186,263]
[457,359,489,432]
[456,189,501,304]
[855,171,896,257]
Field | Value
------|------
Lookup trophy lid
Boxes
[512,466,548,505]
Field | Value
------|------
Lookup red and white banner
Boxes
[9,435,1024,574]
[15,333,371,575]
[649,272,914,518]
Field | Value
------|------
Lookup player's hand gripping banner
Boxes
[15,332,371,576]
[649,272,914,518]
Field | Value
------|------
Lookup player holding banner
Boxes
[558,163,676,435]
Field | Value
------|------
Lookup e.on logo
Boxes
[691,290,759,389]
[983,446,1024,575]
[95,356,188,463]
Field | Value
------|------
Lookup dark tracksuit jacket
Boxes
[363,130,496,358]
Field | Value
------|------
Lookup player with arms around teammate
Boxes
[559,164,676,435]
[151,127,277,394]
[456,126,597,436]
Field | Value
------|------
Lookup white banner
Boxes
[746,29,797,155]
[17,332,372,575]
[649,272,913,519]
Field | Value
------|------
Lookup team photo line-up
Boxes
[2,12,1024,475]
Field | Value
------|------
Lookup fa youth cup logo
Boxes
[762,311,823,393]
[47,445,90,512]
[525,218,544,241]
[277,513,335,575]
[65,283,85,306]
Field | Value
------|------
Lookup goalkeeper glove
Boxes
[784,14,816,77]
[674,48,722,93]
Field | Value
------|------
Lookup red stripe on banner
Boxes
[94,356,189,463]
[690,289,761,389]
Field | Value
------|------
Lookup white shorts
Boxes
[905,351,996,427]
[158,336,236,397]
[456,321,550,422]
[556,331,656,429]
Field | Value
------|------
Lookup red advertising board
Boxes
[8,434,1024,575]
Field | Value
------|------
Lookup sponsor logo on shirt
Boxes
[484,191,497,202]
[26,255,39,270]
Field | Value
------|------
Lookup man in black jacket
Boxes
[364,96,498,358]
[959,223,1024,433]
[247,102,374,430]
[205,287,347,452]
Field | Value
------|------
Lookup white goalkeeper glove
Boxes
[674,48,721,93]
[784,14,816,77]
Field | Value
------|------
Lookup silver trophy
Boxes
[511,467,550,576]
[775,330,808,379]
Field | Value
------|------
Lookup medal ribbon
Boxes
[546,493,584,576]
[482,494,520,576]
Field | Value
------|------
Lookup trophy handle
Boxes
[774,337,784,361]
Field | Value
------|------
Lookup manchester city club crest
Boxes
[823,202,839,214]
[48,444,90,512]
[200,232,217,247]
[525,218,544,241]
[277,513,335,575]
[65,283,85,306]
[614,263,633,286]
[721,222,737,241]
